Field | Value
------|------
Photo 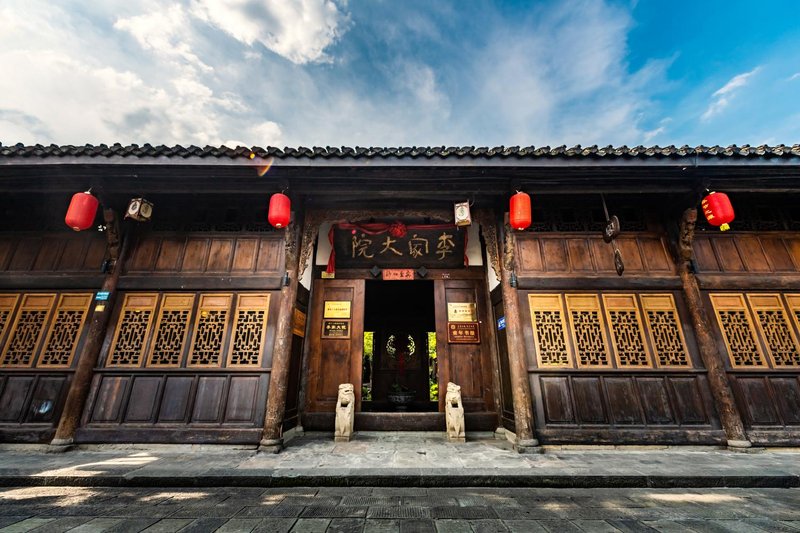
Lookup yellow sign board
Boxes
[292,308,307,337]
[447,302,477,322]
[324,300,351,319]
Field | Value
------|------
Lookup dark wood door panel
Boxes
[191,376,226,422]
[225,376,259,423]
[26,376,67,423]
[158,376,194,423]
[637,378,674,425]
[91,376,130,423]
[572,377,607,424]
[770,377,800,426]
[0,375,34,422]
[124,377,161,422]
[605,377,644,425]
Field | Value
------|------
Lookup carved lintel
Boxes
[502,223,515,272]
[679,208,698,263]
[103,209,121,266]
[475,209,501,282]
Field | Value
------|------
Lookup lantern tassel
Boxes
[720,223,730,231]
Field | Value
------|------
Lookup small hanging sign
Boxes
[292,308,307,337]
[322,319,350,339]
[95,291,110,301]
[324,300,351,319]
[448,321,480,344]
[383,269,415,280]
[447,302,477,322]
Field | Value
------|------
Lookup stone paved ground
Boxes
[0,486,798,532]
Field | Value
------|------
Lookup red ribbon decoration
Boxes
[326,221,468,274]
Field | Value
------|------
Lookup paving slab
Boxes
[0,433,798,489]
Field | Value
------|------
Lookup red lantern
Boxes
[701,191,734,231]
[510,191,531,231]
[268,192,291,228]
[64,190,99,231]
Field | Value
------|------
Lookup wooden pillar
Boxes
[677,208,751,449]
[260,210,311,453]
[51,209,125,449]
[499,223,541,453]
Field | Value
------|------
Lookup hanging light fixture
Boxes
[64,189,99,231]
[509,191,531,231]
[268,192,291,228]
[701,191,734,231]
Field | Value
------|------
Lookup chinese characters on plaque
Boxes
[333,227,465,269]
[322,301,351,339]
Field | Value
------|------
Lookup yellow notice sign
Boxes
[324,300,351,319]
[447,302,477,322]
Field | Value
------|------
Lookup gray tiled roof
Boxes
[1,143,800,160]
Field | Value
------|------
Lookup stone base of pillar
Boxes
[493,427,506,440]
[258,438,283,454]
[48,438,74,453]
[515,438,544,454]
[727,439,763,453]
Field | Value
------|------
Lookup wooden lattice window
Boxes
[0,294,20,348]
[107,294,158,367]
[147,294,194,367]
[528,294,571,368]
[640,294,691,368]
[603,295,652,367]
[227,294,270,367]
[38,294,92,367]
[747,294,800,367]
[188,294,232,367]
[709,294,767,369]
[527,292,692,370]
[1,294,55,367]
[566,294,612,368]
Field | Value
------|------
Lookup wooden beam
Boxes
[499,221,542,453]
[677,208,751,450]
[50,209,125,449]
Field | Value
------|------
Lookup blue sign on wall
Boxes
[497,316,506,330]
[95,291,110,301]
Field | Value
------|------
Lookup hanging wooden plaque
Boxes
[322,319,350,339]
[383,269,415,280]
[292,308,307,337]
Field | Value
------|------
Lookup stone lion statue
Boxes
[335,383,355,442]
[445,382,465,442]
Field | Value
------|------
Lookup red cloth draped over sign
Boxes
[326,221,468,274]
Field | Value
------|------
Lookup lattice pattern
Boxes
[640,295,691,367]
[755,309,800,366]
[608,310,650,366]
[1,295,54,367]
[148,295,194,367]
[709,294,766,369]
[533,311,570,366]
[571,310,610,366]
[150,310,190,365]
[38,295,91,367]
[229,296,268,366]
[747,294,800,368]
[107,294,157,367]
[528,295,570,367]
[188,294,232,367]
[2,310,48,366]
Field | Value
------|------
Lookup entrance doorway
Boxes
[361,280,438,412]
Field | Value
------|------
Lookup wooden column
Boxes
[51,209,125,449]
[260,210,311,453]
[499,223,541,453]
[677,208,751,449]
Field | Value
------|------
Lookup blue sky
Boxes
[0,0,798,147]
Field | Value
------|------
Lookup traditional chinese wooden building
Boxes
[1,143,799,451]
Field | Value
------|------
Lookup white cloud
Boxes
[701,67,760,121]
[789,72,800,81]
[114,5,211,72]
[190,0,349,64]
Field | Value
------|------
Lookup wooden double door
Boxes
[304,277,497,422]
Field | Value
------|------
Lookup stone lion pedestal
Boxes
[335,383,355,442]
[445,382,465,443]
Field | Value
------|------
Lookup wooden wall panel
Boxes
[734,377,781,426]
[0,376,33,422]
[225,376,259,423]
[124,234,283,277]
[124,377,161,422]
[27,376,65,423]
[770,378,800,425]
[91,376,129,423]
[693,234,800,274]
[158,376,194,422]
[192,376,226,422]
[729,375,800,429]
[534,373,715,430]
[516,234,676,277]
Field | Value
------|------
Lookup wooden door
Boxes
[434,279,496,412]
[305,279,365,412]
